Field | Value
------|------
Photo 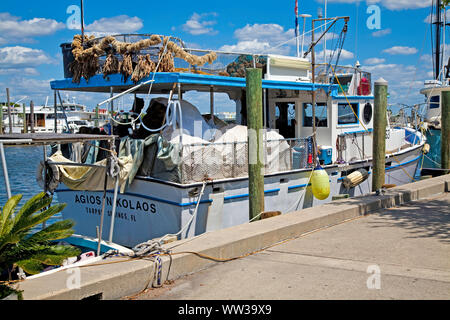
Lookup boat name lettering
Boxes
[74,194,157,214]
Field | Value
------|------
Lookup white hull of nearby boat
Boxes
[56,144,423,248]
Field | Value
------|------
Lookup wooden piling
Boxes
[95,106,99,127]
[372,78,388,192]
[6,88,12,133]
[30,101,35,133]
[442,91,450,171]
[246,68,265,221]
[54,91,58,133]
[22,103,27,133]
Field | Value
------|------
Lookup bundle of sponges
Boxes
[70,34,218,83]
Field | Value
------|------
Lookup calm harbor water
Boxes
[0,146,62,229]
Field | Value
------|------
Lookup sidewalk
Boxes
[134,193,450,300]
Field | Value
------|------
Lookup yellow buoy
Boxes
[311,167,330,200]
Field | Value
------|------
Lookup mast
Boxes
[435,0,442,80]
[81,0,85,45]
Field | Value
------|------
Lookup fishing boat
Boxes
[43,16,425,248]
[420,0,448,175]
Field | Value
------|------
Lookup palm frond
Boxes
[12,193,52,230]
[0,195,22,236]
[12,203,67,235]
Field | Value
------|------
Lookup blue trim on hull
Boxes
[56,156,420,208]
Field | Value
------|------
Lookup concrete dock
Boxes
[12,174,450,300]
[135,192,450,300]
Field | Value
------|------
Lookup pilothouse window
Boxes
[303,103,328,127]
[338,103,359,125]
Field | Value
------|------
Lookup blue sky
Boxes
[0,0,442,114]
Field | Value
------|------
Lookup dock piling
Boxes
[246,68,265,221]
[6,88,12,133]
[30,100,35,133]
[372,78,388,192]
[442,91,450,172]
[22,103,27,133]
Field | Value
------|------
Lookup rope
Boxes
[107,37,172,127]
[387,151,416,182]
[329,64,369,132]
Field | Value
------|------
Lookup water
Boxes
[0,146,63,231]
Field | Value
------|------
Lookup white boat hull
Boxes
[56,145,423,248]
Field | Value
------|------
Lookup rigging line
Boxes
[263,20,335,54]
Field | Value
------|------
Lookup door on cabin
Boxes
[275,102,296,139]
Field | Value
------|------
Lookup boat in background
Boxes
[419,0,448,176]
[1,99,108,133]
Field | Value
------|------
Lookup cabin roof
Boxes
[50,72,339,95]
[0,133,114,146]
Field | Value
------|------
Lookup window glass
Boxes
[429,96,440,109]
[303,103,328,127]
[338,103,358,125]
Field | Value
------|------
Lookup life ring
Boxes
[36,161,60,192]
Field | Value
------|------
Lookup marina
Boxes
[0,0,449,303]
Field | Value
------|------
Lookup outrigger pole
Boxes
[306,16,349,165]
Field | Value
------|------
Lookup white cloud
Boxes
[0,67,39,76]
[383,46,418,55]
[316,48,355,63]
[234,24,294,44]
[372,28,392,37]
[182,13,218,36]
[364,57,386,65]
[84,15,144,37]
[0,12,65,44]
[0,46,54,69]
[219,23,295,55]
[220,39,290,55]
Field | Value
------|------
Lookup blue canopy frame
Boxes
[50,72,340,95]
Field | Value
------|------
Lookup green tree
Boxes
[0,193,81,300]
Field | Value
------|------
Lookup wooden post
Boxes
[372,78,388,192]
[6,88,12,133]
[95,106,99,127]
[442,91,450,171]
[246,68,265,221]
[22,103,27,133]
[54,91,58,133]
[30,101,35,133]
[210,85,214,118]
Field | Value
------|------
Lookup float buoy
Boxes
[342,169,369,189]
[311,167,330,200]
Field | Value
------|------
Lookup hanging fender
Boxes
[36,161,60,192]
